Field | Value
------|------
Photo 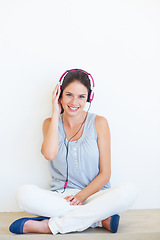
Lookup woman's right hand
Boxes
[52,84,62,116]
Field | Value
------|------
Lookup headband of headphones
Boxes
[58,69,95,102]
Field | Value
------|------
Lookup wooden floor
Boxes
[0,209,160,240]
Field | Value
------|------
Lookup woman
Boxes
[9,69,137,235]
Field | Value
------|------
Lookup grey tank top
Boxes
[49,112,111,191]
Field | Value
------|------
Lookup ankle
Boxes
[102,217,111,231]
[42,220,52,233]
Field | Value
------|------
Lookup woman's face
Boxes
[61,80,88,115]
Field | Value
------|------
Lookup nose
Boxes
[70,96,78,105]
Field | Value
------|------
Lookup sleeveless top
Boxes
[49,112,111,191]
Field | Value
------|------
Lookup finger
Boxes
[70,198,80,206]
[73,199,80,205]
[64,196,73,201]
[55,84,61,100]
[52,84,59,99]
[66,195,74,202]
[69,195,74,201]
[75,199,81,205]
[64,196,70,202]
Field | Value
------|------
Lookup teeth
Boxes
[69,106,78,110]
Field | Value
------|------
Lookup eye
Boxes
[66,93,72,97]
[79,95,85,98]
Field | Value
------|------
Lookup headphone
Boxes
[58,68,95,192]
[58,69,95,102]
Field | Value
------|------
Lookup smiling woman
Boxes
[61,82,88,114]
[59,69,93,114]
[9,69,137,235]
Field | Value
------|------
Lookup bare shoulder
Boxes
[43,118,51,127]
[42,118,52,137]
[95,115,110,138]
[95,115,109,128]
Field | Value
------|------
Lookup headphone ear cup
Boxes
[59,88,63,99]
[87,89,91,102]
[87,89,94,102]
[90,91,94,102]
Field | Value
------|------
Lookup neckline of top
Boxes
[59,112,90,143]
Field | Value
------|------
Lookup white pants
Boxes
[16,182,137,235]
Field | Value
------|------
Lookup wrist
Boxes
[51,112,60,118]
[74,192,86,203]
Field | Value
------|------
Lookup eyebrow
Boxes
[65,91,87,96]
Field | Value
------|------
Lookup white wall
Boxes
[0,0,160,211]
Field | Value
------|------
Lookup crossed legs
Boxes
[15,182,137,234]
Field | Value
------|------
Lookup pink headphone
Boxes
[58,69,95,102]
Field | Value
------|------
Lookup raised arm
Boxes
[41,84,62,161]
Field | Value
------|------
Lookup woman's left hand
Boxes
[64,195,82,206]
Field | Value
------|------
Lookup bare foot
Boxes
[102,217,111,231]
[23,219,51,234]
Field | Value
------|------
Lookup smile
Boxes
[68,106,79,111]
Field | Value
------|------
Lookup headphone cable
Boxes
[61,103,91,193]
